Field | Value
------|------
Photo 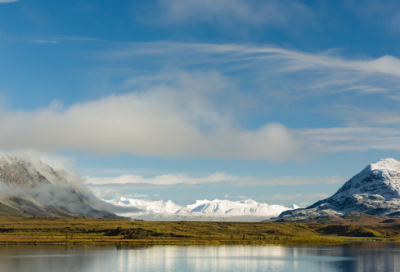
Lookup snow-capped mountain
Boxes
[279,158,400,220]
[113,198,182,214]
[176,199,291,217]
[106,197,294,221]
[0,155,118,218]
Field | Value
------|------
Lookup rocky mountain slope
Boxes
[106,197,294,221]
[0,155,118,218]
[279,158,400,220]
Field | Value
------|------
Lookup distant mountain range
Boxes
[2,155,399,222]
[279,158,400,220]
[0,155,118,218]
[106,197,296,221]
[0,155,296,221]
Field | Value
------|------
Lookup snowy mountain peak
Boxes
[279,158,400,220]
[332,158,400,200]
[369,158,400,172]
[0,155,117,218]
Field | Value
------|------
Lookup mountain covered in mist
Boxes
[0,155,118,218]
[106,197,295,221]
[279,158,400,220]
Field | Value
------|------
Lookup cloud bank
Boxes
[3,42,400,159]
[84,172,345,189]
[0,73,300,160]
[99,42,400,154]
[84,172,238,186]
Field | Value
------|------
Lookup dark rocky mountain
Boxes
[279,158,400,220]
[0,155,119,218]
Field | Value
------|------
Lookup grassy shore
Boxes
[0,216,397,246]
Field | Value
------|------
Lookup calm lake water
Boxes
[0,242,399,272]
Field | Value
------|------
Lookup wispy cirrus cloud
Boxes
[96,42,400,154]
[93,41,400,113]
[231,176,345,187]
[84,172,238,186]
[299,126,400,153]
[0,0,18,3]
[97,42,400,77]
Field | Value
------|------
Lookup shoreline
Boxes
[0,215,398,246]
[0,236,391,246]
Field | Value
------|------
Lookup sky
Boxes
[1,0,400,207]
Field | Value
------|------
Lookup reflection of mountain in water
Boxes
[0,242,398,271]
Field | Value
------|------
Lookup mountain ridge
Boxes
[106,197,295,221]
[279,158,400,220]
[0,155,119,218]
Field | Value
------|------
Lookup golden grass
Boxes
[0,215,395,246]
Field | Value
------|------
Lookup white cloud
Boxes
[84,172,238,186]
[0,0,18,3]
[100,42,400,77]
[207,44,400,76]
[89,188,122,199]
[119,43,400,154]
[345,85,389,93]
[0,72,300,160]
[5,41,400,158]
[97,42,400,116]
[84,173,346,189]
[231,176,345,187]
[83,42,400,156]
[299,126,400,153]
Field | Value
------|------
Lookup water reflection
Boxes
[0,242,398,272]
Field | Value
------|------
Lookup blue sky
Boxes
[1,0,400,206]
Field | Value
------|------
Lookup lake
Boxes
[0,242,398,272]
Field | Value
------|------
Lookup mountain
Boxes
[0,155,118,218]
[106,197,294,221]
[279,158,400,220]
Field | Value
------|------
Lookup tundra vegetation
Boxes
[0,213,399,246]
